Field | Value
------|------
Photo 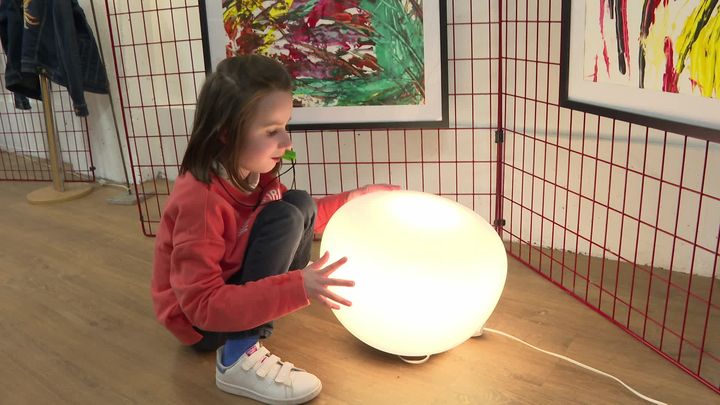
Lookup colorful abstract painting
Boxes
[221,0,425,108]
[201,0,447,128]
[583,0,719,99]
[560,0,719,141]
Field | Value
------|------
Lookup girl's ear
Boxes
[218,128,228,144]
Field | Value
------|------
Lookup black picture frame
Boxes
[199,0,448,130]
[559,0,719,143]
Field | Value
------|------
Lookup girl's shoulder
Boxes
[162,173,237,240]
[171,172,211,197]
[166,173,228,213]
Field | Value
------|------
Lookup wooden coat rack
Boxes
[26,74,92,204]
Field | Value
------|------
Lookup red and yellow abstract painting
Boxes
[583,0,718,99]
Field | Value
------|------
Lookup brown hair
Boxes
[180,54,292,191]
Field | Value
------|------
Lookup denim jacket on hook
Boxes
[0,0,109,117]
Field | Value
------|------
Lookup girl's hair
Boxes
[180,54,292,191]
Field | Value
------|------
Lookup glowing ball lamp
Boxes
[321,190,507,358]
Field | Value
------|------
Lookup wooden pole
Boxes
[26,75,92,204]
[40,73,64,191]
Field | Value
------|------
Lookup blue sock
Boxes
[221,335,259,366]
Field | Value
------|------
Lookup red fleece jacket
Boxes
[151,172,350,345]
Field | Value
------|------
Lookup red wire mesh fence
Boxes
[104,0,205,227]
[0,50,94,183]
[104,0,718,393]
[500,0,718,392]
[104,0,501,236]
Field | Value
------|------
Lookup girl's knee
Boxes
[263,200,305,231]
[282,190,317,219]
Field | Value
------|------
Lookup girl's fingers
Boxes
[321,288,352,307]
[321,257,348,275]
[319,295,340,310]
[367,184,400,192]
[313,251,330,268]
[323,277,354,287]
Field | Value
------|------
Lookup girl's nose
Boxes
[280,130,292,148]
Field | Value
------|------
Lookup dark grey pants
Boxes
[192,190,316,352]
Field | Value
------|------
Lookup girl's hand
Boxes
[302,252,354,310]
[348,184,401,201]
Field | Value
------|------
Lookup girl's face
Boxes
[237,90,293,176]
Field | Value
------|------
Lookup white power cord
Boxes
[97,178,131,192]
[483,328,667,405]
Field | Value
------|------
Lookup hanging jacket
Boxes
[0,0,109,116]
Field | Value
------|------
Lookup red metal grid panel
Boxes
[104,0,203,234]
[500,0,719,392]
[105,0,501,236]
[0,50,94,182]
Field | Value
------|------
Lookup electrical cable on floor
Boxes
[482,328,667,405]
[97,178,131,192]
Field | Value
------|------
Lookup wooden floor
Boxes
[1,181,717,404]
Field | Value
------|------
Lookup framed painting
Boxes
[199,0,448,130]
[559,0,720,142]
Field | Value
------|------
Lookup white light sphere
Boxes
[321,190,507,357]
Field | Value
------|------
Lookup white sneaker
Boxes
[215,342,322,404]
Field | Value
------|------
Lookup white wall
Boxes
[85,0,203,183]
[78,0,129,182]
[502,113,720,277]
[501,0,719,277]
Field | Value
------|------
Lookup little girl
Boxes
[151,54,397,404]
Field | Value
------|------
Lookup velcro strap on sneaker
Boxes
[241,347,269,371]
[274,361,294,385]
[256,354,281,378]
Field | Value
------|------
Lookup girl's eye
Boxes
[269,126,288,136]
